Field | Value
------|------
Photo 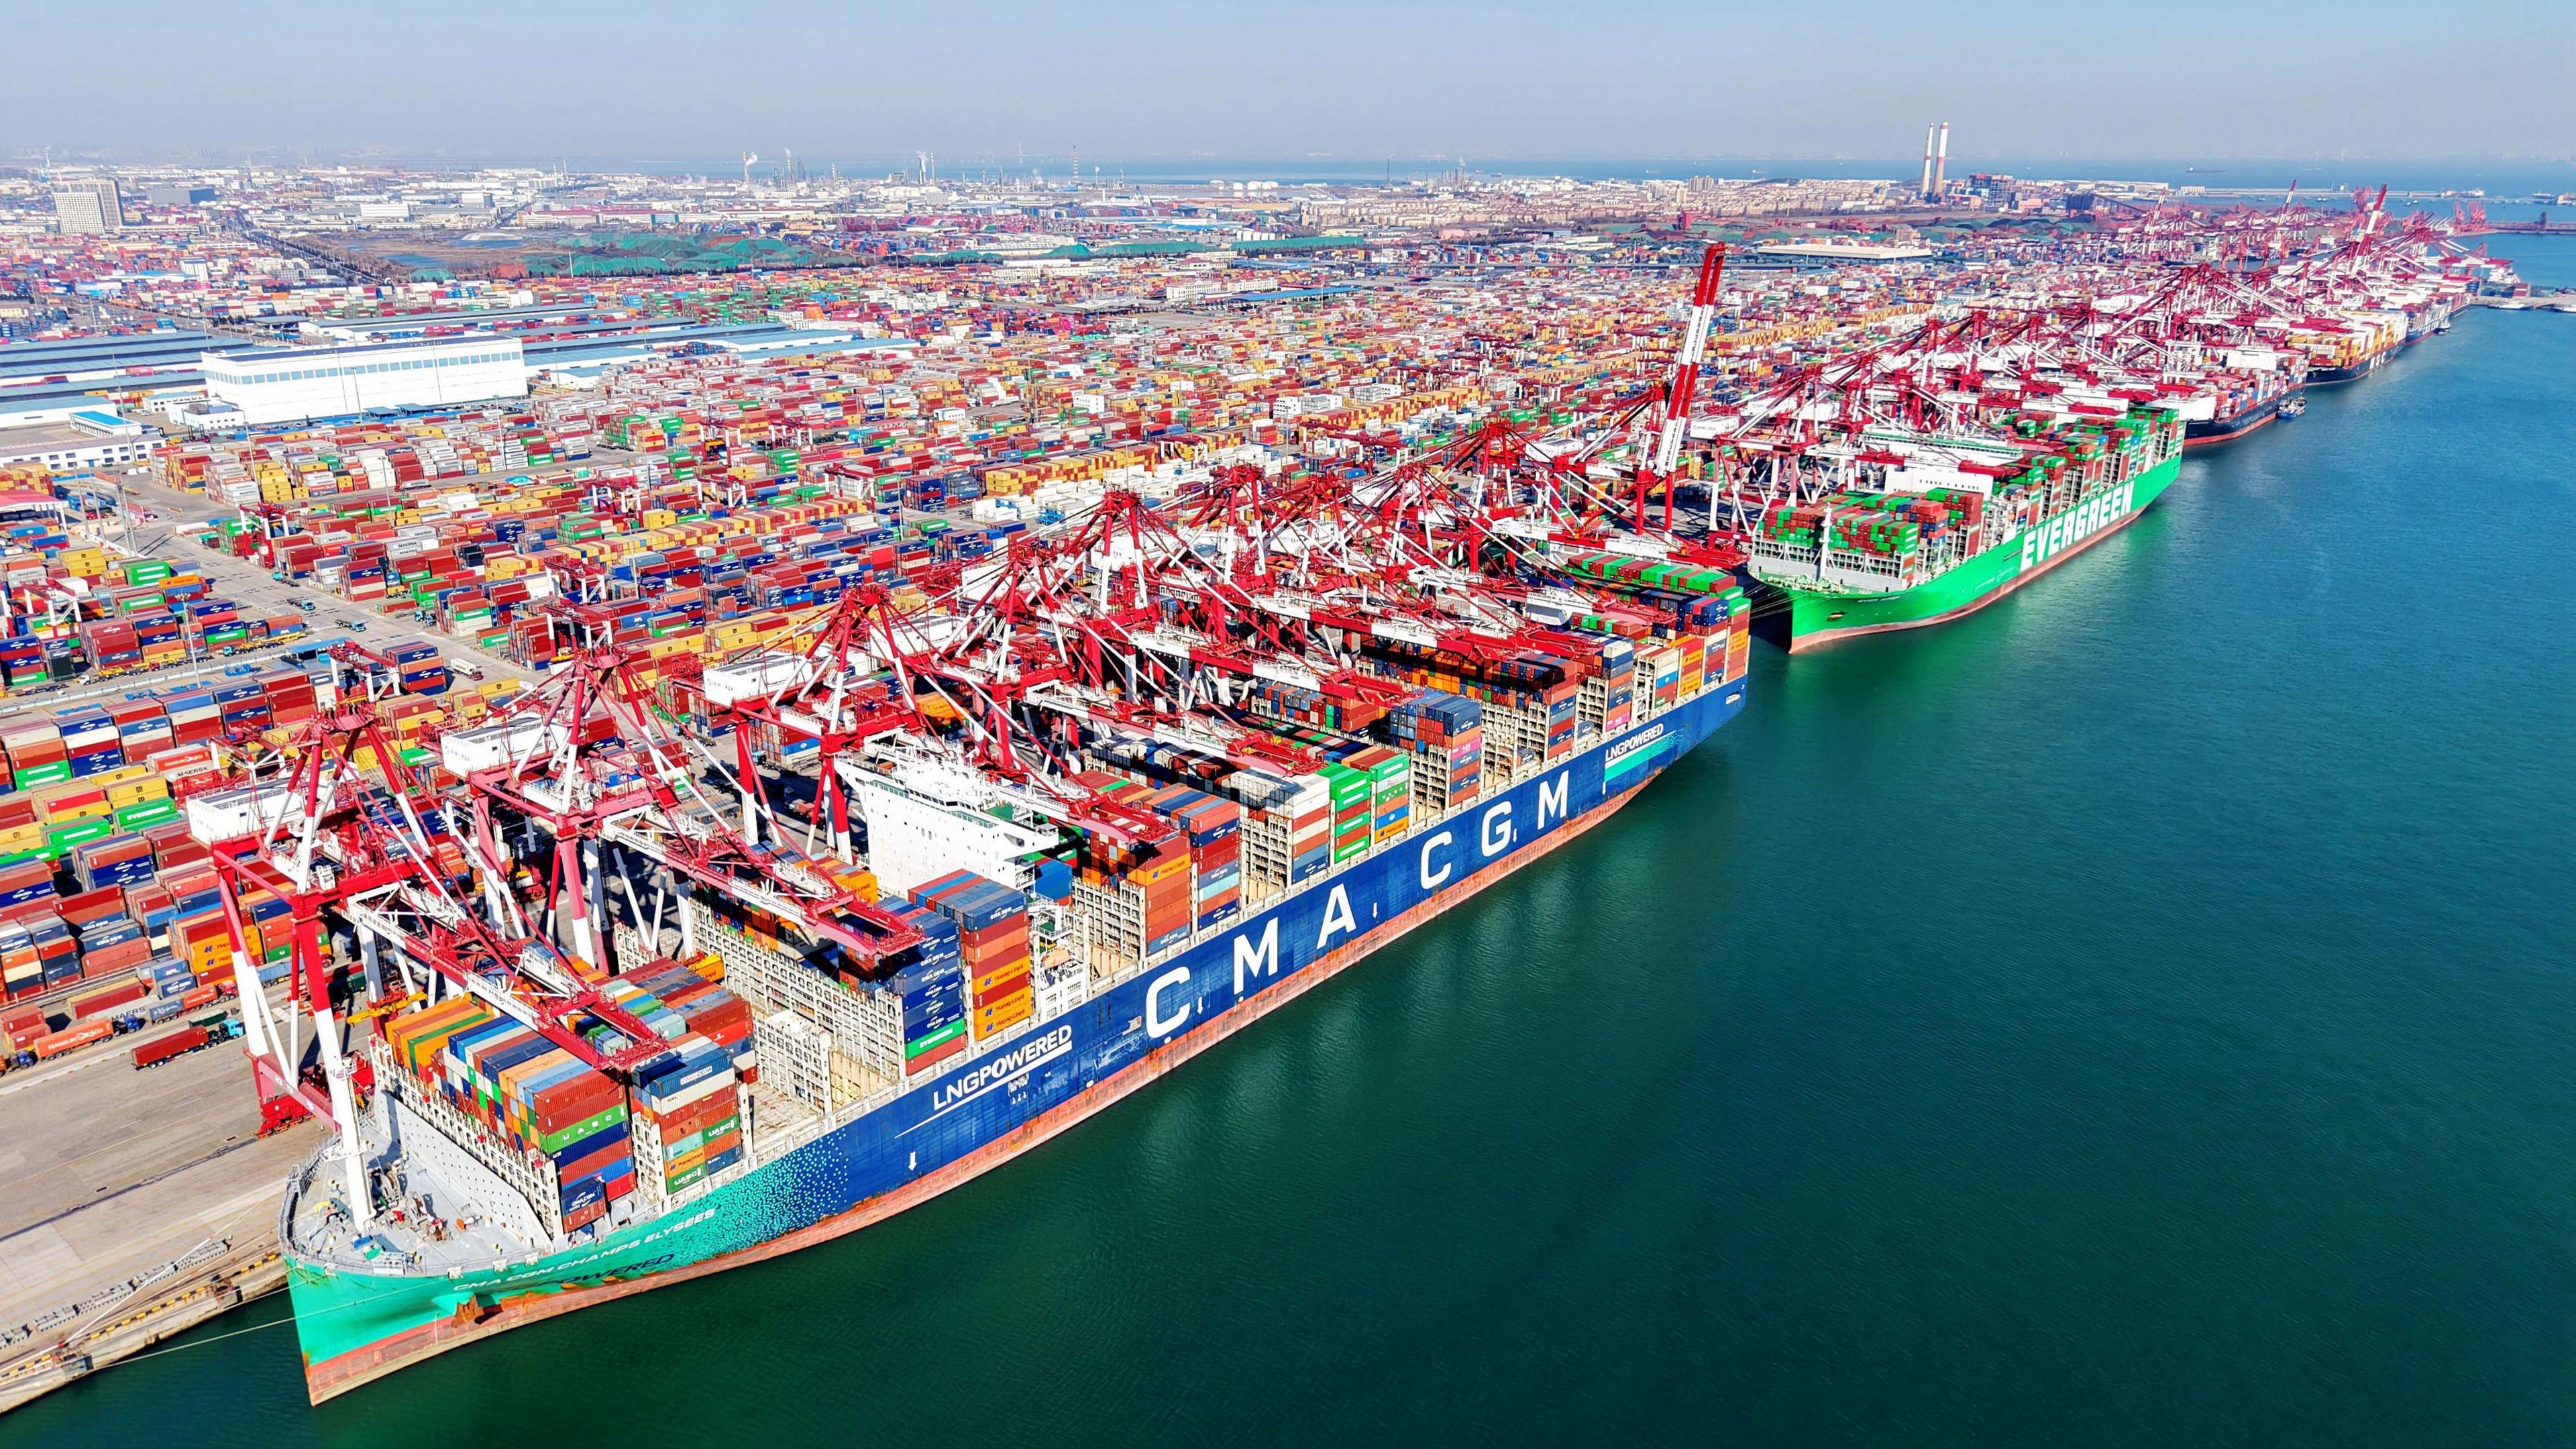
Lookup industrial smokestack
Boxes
[1919,125,1937,199]
[1933,123,1950,197]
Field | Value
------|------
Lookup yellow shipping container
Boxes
[106,778,170,808]
[971,998,1033,1040]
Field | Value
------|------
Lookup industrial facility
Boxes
[199,339,530,426]
[0,150,2538,1421]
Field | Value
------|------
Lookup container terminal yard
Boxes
[0,159,2544,1413]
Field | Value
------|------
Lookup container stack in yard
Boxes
[0,178,2518,1403]
[0,535,312,694]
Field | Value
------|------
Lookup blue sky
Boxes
[5,0,2568,163]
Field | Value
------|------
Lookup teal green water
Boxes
[9,251,2572,1448]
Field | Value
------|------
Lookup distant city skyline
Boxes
[5,0,2569,163]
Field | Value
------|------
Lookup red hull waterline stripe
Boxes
[303,779,1655,1403]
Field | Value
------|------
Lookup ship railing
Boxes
[364,1037,565,1244]
[278,1156,321,1254]
[753,677,1731,1142]
[747,1075,906,1171]
[1102,715,1618,983]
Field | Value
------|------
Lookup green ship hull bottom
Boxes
[278,680,1749,1401]
[1771,455,2180,649]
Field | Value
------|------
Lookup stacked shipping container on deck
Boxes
[1380,690,1483,814]
[1142,786,1243,933]
[878,900,969,1074]
[1073,776,1197,953]
[633,1038,743,1203]
[908,871,1035,1043]
[423,1015,638,1230]
[1321,761,1373,865]
[386,953,754,1214]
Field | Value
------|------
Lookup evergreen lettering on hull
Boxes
[2017,482,2137,574]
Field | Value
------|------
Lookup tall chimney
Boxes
[1919,124,1937,199]
[1933,123,1950,197]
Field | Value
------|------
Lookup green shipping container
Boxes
[48,818,114,851]
[536,1102,630,1155]
[116,799,180,830]
[15,760,72,788]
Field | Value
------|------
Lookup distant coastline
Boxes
[17,151,2574,199]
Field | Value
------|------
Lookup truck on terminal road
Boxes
[131,1023,215,1069]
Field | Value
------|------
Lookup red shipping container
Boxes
[35,1020,114,1058]
[559,1137,631,1183]
[68,978,150,1019]
[959,928,1030,967]
[530,1077,624,1127]
[971,969,1032,1004]
[906,1032,966,1074]
[83,938,154,975]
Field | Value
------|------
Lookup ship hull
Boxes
[2305,352,2387,385]
[1759,453,2180,651]
[288,681,1748,1401]
[2182,394,2286,448]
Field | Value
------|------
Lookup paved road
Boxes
[0,1033,314,1335]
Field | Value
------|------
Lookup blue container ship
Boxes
[264,573,1754,1402]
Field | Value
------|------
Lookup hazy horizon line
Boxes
[11,147,2574,166]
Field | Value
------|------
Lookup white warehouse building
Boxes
[199,338,530,425]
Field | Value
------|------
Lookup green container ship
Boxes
[1745,407,2183,649]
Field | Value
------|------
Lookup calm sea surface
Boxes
[7,237,2570,1449]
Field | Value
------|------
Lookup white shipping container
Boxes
[183,782,301,846]
[438,717,568,775]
